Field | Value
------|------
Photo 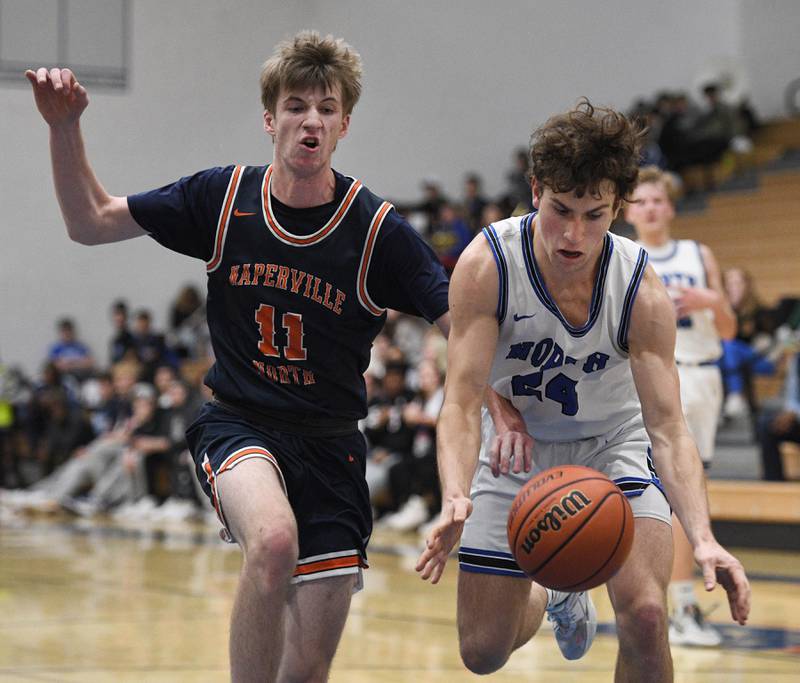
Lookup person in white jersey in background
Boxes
[626,166,736,646]
[416,101,749,682]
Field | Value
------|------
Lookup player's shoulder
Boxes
[608,232,647,265]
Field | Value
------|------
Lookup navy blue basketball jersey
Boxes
[128,165,448,423]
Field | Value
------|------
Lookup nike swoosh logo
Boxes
[513,313,537,322]
[233,209,256,217]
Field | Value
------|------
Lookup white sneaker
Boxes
[384,495,430,532]
[546,590,597,660]
[723,392,748,418]
[669,605,722,647]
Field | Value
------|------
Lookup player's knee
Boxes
[459,638,509,675]
[280,662,329,683]
[616,599,668,646]
[243,526,298,586]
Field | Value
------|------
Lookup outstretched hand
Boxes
[694,541,751,625]
[25,67,89,126]
[415,494,472,584]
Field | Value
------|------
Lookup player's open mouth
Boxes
[301,138,320,149]
[559,249,582,259]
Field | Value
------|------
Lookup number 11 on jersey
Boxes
[255,304,307,360]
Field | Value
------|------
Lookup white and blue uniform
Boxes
[459,214,670,578]
[642,239,722,464]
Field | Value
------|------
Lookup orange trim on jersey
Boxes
[357,202,393,315]
[293,553,365,577]
[207,165,243,272]
[261,165,362,246]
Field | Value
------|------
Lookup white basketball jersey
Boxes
[482,214,648,442]
[640,239,721,364]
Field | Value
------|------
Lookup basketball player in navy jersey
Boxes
[416,102,750,681]
[627,167,736,647]
[27,31,454,683]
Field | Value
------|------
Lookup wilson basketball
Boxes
[507,465,634,592]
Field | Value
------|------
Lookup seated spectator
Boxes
[0,360,31,488]
[363,359,416,520]
[167,284,209,360]
[47,318,94,381]
[390,359,445,533]
[429,202,472,273]
[108,299,135,364]
[720,267,779,418]
[757,349,800,481]
[33,387,94,475]
[480,202,505,230]
[462,173,488,235]
[131,309,172,381]
[505,147,533,214]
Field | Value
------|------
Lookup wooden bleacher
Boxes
[672,119,800,532]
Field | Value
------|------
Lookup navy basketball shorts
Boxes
[186,401,372,589]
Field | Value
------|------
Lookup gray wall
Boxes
[1,0,797,376]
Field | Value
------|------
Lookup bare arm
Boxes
[629,267,750,624]
[672,244,736,340]
[26,68,145,245]
[416,236,499,583]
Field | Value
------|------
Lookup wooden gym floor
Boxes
[1,515,799,682]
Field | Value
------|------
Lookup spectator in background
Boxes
[47,318,94,380]
[109,300,135,364]
[131,309,171,381]
[429,201,472,273]
[390,359,445,533]
[168,284,209,360]
[415,177,448,237]
[363,359,416,520]
[463,173,488,235]
[757,349,800,481]
[505,147,533,214]
[33,386,94,475]
[481,202,505,230]
[721,267,779,418]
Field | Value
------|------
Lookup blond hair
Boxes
[635,166,682,204]
[260,30,362,115]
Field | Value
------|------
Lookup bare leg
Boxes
[217,459,299,683]
[457,571,547,674]
[670,513,694,582]
[278,574,358,682]
[606,517,673,683]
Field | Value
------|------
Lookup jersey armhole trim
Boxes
[482,225,508,324]
[617,247,649,353]
[357,202,393,316]
[206,165,244,272]
[693,240,709,288]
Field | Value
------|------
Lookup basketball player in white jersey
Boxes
[416,102,750,682]
[627,167,736,647]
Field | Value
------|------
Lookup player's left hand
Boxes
[486,390,534,476]
[694,541,751,625]
[671,286,718,318]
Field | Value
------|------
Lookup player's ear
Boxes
[263,110,276,139]
[531,177,541,209]
[338,113,351,140]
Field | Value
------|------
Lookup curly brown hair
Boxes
[529,99,644,203]
[260,30,363,116]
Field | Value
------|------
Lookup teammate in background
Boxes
[626,167,736,646]
[27,31,451,683]
[416,101,750,681]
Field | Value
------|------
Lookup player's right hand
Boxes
[415,494,472,584]
[25,67,88,126]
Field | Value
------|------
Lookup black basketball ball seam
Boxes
[558,492,633,591]
[524,489,619,576]
[510,476,614,550]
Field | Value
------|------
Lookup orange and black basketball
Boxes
[507,465,634,592]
